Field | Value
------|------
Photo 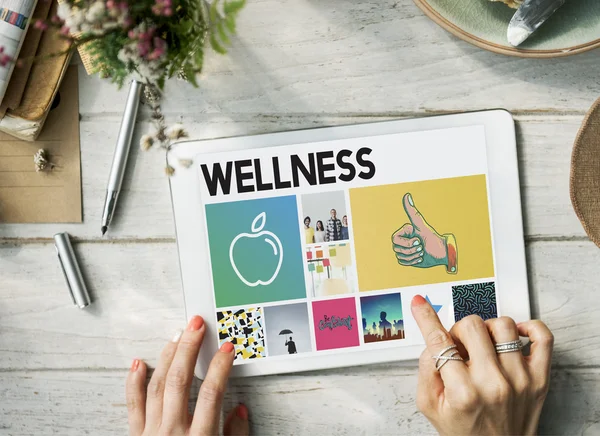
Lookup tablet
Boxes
[167,109,530,379]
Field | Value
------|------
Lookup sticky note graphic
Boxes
[307,251,313,260]
[308,263,316,272]
[316,250,324,258]
[323,258,330,267]
[316,265,324,273]
[329,248,337,257]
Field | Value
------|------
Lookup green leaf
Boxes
[224,15,236,33]
[178,19,194,35]
[194,48,204,71]
[183,63,199,87]
[210,33,227,54]
[209,0,220,24]
[224,0,246,15]
[216,21,230,45]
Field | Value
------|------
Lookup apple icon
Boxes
[229,212,284,287]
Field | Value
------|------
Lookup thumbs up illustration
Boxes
[391,193,458,274]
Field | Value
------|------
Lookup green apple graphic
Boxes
[229,212,284,287]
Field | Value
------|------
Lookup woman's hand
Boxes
[412,295,553,436]
[125,315,249,436]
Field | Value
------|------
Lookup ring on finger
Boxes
[495,339,523,354]
[432,344,464,371]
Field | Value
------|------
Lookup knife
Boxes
[507,0,566,47]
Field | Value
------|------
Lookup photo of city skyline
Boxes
[360,293,405,343]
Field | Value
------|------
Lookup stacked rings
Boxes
[432,345,464,371]
[495,339,523,354]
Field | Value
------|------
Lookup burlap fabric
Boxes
[571,96,600,248]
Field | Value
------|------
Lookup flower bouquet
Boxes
[34,0,245,172]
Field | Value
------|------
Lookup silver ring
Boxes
[495,339,523,354]
[431,344,464,371]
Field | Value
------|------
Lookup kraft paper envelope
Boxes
[0,65,82,223]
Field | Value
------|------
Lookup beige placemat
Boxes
[571,96,600,248]
[0,66,82,223]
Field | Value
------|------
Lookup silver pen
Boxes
[101,79,144,235]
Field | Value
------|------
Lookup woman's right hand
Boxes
[412,295,554,436]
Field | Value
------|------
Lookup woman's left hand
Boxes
[125,315,249,436]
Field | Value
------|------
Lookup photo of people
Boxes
[301,191,350,245]
[305,243,357,297]
[360,293,405,343]
[264,303,312,356]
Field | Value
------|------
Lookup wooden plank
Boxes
[0,240,597,370]
[74,1,600,117]
[0,115,586,240]
[0,366,598,435]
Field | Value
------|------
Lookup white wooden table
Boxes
[2,1,600,434]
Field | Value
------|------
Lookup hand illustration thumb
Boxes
[403,193,427,230]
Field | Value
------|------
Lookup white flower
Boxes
[134,61,162,84]
[179,159,194,168]
[65,9,84,30]
[79,22,92,34]
[57,3,71,21]
[86,1,106,23]
[117,48,128,63]
[166,124,188,140]
[140,134,154,151]
[102,21,119,31]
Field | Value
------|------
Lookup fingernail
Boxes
[412,239,420,246]
[416,246,422,252]
[130,359,140,372]
[187,315,204,332]
[236,404,249,420]
[220,341,234,353]
[171,329,183,343]
[412,295,427,306]
[407,193,414,207]
[418,258,423,263]
[450,266,456,272]
[419,251,424,257]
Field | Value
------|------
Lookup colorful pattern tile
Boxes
[217,307,266,360]
[452,281,497,322]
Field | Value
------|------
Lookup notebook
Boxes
[167,110,530,378]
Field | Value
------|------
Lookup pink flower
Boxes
[138,41,150,57]
[106,0,116,9]
[152,0,174,16]
[0,54,12,67]
[60,26,70,36]
[34,20,48,31]
[50,15,62,25]
[153,37,167,52]
[145,37,167,60]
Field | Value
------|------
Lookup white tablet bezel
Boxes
[167,109,530,379]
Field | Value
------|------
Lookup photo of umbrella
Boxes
[279,329,293,335]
